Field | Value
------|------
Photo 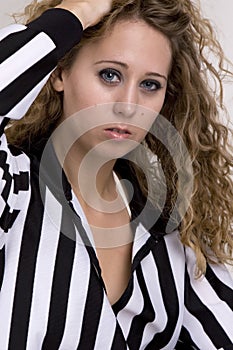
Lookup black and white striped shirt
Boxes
[0,9,232,350]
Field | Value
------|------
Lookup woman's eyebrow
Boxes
[94,60,167,81]
[94,59,128,68]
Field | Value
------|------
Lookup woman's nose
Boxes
[113,84,139,118]
[113,101,138,118]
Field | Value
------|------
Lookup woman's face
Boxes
[52,19,172,159]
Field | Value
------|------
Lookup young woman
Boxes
[0,0,232,349]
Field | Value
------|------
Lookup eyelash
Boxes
[140,80,162,92]
[99,68,162,92]
[99,68,121,84]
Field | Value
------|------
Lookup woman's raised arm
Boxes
[0,0,112,120]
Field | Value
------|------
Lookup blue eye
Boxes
[140,80,161,92]
[99,68,121,84]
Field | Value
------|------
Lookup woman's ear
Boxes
[50,68,64,92]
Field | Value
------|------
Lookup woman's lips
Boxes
[104,127,132,139]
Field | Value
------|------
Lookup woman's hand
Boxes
[55,0,113,29]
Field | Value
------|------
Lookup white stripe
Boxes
[139,253,168,348]
[71,191,95,248]
[161,232,186,349]
[164,231,185,291]
[0,23,26,42]
[0,133,30,174]
[0,133,30,250]
[117,273,144,338]
[183,308,217,349]
[0,32,55,92]
[225,263,233,279]
[185,246,233,340]
[132,223,150,260]
[26,188,62,349]
[2,72,52,119]
[58,229,91,349]
[0,165,7,248]
[113,172,131,217]
[94,295,118,350]
[0,191,31,349]
[211,262,233,288]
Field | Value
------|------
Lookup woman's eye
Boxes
[99,69,121,84]
[140,80,161,92]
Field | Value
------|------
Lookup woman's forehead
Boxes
[75,20,172,76]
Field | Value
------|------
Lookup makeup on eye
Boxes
[98,67,163,91]
[140,79,162,92]
[99,68,121,84]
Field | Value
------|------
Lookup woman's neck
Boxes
[65,152,117,205]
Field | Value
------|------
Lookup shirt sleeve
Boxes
[0,8,83,247]
[177,246,233,350]
[0,8,83,120]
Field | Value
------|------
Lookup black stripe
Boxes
[111,323,127,350]
[110,221,137,314]
[127,264,155,349]
[132,237,151,272]
[175,326,200,350]
[0,51,55,116]
[225,345,233,350]
[0,149,21,232]
[0,28,38,64]
[8,172,45,350]
[0,118,10,136]
[13,172,29,194]
[41,211,76,350]
[0,9,83,66]
[0,150,12,202]
[0,203,19,232]
[27,9,83,59]
[77,265,104,350]
[205,264,233,310]
[145,237,180,349]
[184,266,232,348]
[112,274,134,315]
[0,246,5,291]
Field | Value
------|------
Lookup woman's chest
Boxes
[0,222,184,349]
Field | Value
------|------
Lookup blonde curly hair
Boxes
[7,0,233,275]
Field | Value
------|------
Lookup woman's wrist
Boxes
[55,3,91,29]
[55,0,112,30]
